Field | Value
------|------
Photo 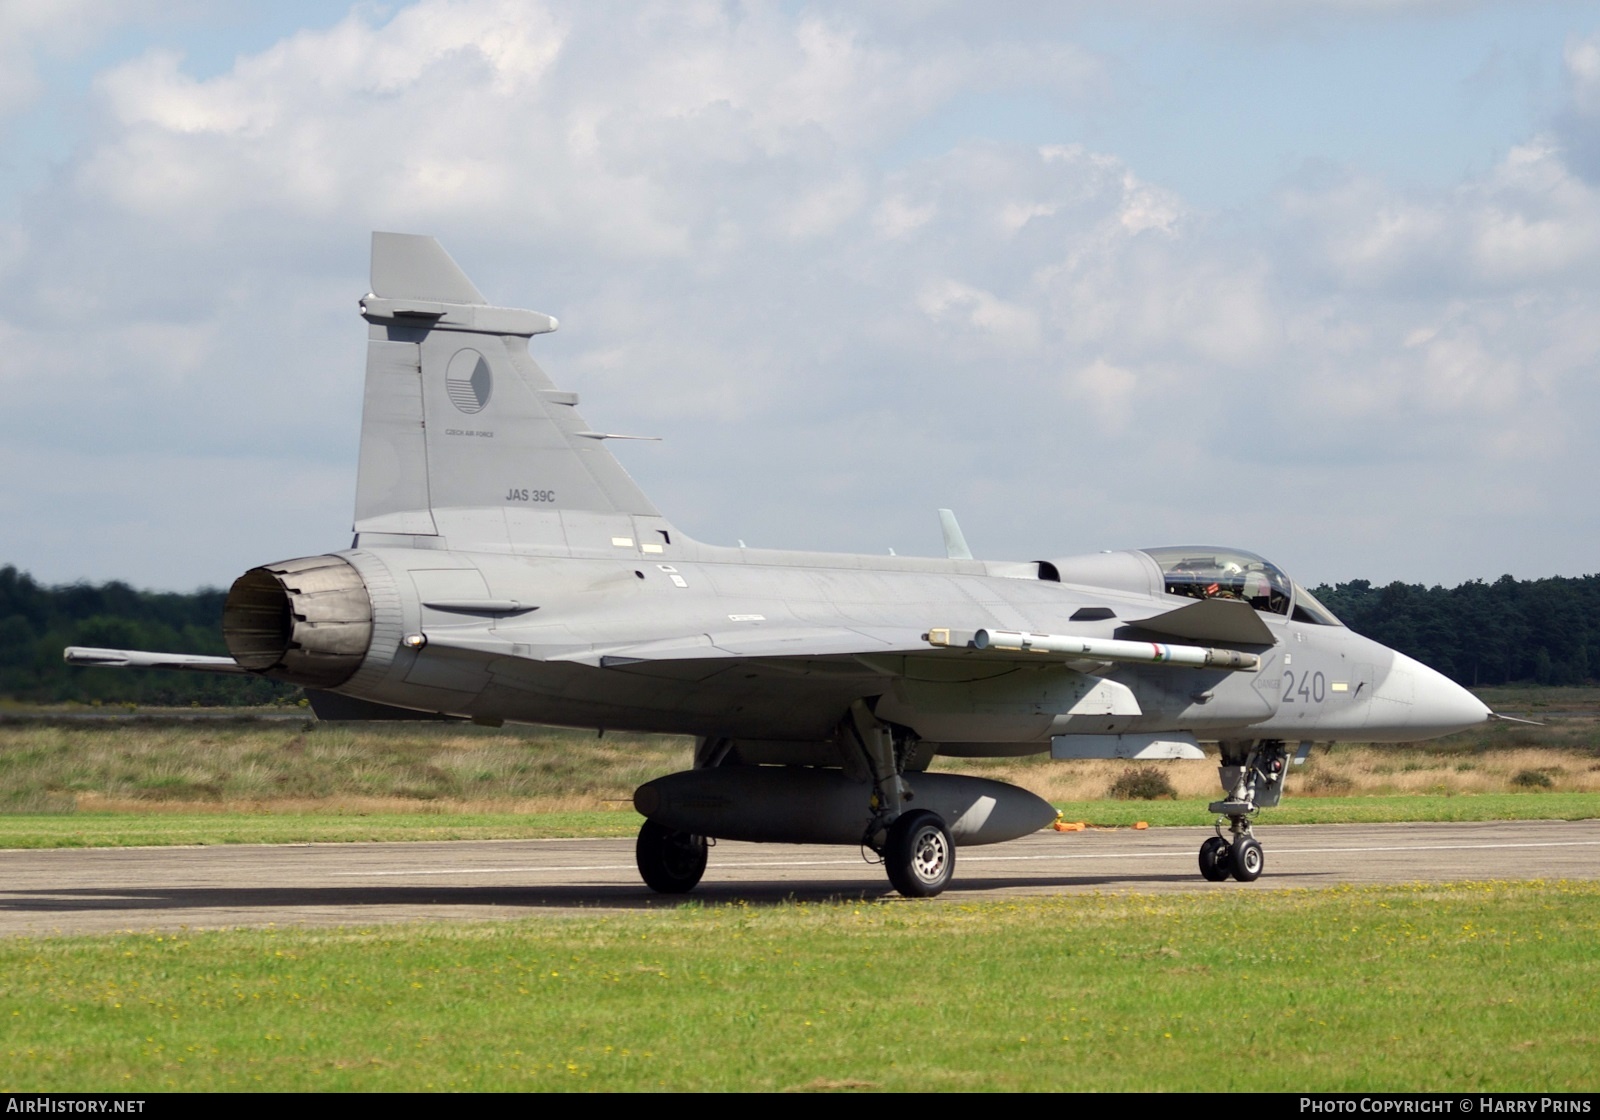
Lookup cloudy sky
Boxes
[3,0,1598,592]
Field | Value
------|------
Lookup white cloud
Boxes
[1469,143,1600,278]
[873,193,937,239]
[916,279,1040,349]
[1565,32,1600,115]
[1066,358,1138,432]
[0,0,134,120]
[1280,140,1600,293]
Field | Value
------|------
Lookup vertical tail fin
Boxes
[938,509,973,560]
[353,233,660,549]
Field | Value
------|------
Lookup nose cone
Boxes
[1368,651,1491,740]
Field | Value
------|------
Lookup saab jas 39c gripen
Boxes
[66,233,1492,898]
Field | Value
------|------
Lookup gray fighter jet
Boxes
[66,233,1491,897]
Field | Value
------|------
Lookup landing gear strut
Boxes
[1198,739,1288,883]
[847,701,951,898]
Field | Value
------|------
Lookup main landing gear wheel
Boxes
[883,810,954,898]
[636,820,707,894]
[1231,836,1264,882]
[1198,835,1233,882]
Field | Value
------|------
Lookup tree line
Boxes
[1313,574,1597,687]
[0,565,289,705]
[0,563,1594,705]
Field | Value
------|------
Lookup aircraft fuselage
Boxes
[303,539,1485,752]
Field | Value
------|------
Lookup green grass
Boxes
[1,881,1595,1091]
[0,792,1595,850]
[1050,791,1600,828]
[0,809,643,849]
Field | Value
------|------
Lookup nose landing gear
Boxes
[1198,740,1288,883]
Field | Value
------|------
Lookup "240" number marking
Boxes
[1280,670,1326,704]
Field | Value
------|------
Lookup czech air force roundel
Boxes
[445,348,492,414]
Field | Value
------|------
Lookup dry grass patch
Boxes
[957,746,1600,801]
[2,685,1597,816]
[935,756,1221,801]
[0,718,691,812]
[1295,746,1600,796]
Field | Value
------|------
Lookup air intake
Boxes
[223,555,374,687]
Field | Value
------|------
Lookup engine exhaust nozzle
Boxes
[223,554,374,688]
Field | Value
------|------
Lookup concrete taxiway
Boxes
[0,819,1595,936]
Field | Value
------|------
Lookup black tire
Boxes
[1198,835,1233,882]
[884,810,954,898]
[1231,836,1264,882]
[636,820,707,894]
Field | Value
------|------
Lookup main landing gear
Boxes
[630,708,953,899]
[847,702,955,898]
[635,820,707,894]
[1197,739,1288,883]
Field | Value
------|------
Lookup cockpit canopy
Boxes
[1140,546,1342,626]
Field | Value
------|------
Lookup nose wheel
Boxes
[1198,835,1232,881]
[1231,836,1264,881]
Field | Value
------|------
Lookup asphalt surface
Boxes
[0,819,1596,937]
